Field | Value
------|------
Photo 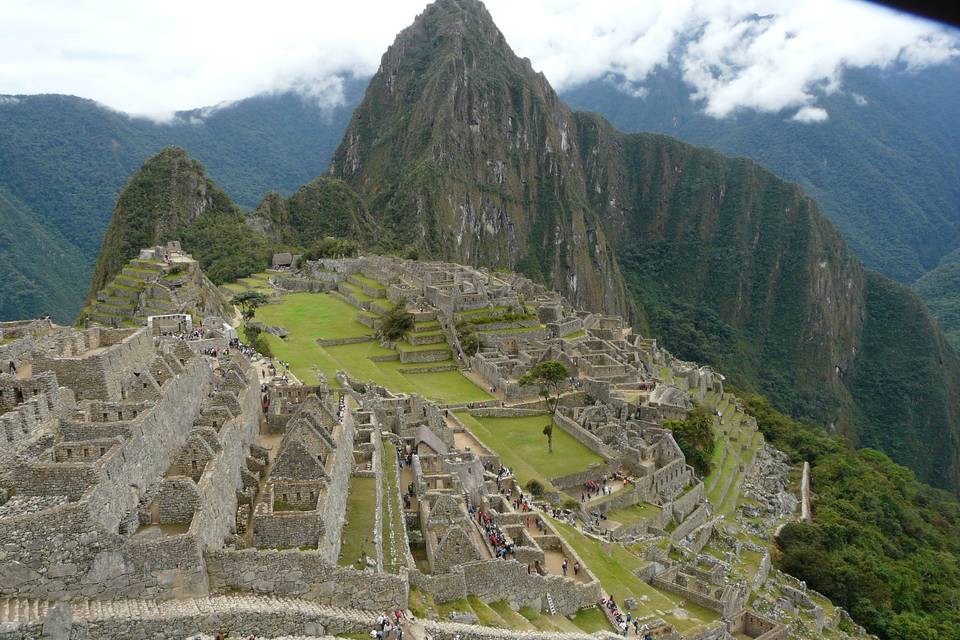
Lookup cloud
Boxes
[0,0,955,119]
[792,105,829,122]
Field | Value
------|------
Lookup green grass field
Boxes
[339,476,377,567]
[605,502,662,526]
[381,440,406,574]
[549,518,719,633]
[253,293,490,403]
[454,412,602,489]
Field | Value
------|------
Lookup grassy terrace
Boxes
[453,412,602,490]
[472,325,546,335]
[339,476,377,567]
[349,273,386,289]
[605,502,662,526]
[381,440,406,574]
[702,392,765,519]
[409,588,609,634]
[549,518,720,633]
[252,293,490,403]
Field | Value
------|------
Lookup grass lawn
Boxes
[339,476,377,568]
[473,325,545,335]
[253,293,490,403]
[606,502,662,526]
[568,607,612,633]
[488,601,536,630]
[454,412,602,489]
[548,518,720,633]
[381,440,406,574]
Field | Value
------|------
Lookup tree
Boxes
[519,360,569,452]
[232,290,270,320]
[663,404,715,477]
[376,299,415,342]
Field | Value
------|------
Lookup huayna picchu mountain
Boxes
[86,0,960,493]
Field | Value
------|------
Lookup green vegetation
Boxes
[664,404,715,477]
[605,502,661,526]
[87,147,242,301]
[179,211,281,284]
[915,248,960,349]
[381,440,406,574]
[302,237,359,260]
[740,394,960,640]
[0,86,363,322]
[232,291,270,320]
[518,360,569,453]
[255,176,377,248]
[338,476,377,568]
[376,300,415,342]
[252,292,489,402]
[567,607,611,633]
[454,412,602,490]
[563,66,960,286]
[548,517,719,632]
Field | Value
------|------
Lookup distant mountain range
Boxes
[3,57,959,342]
[0,82,365,322]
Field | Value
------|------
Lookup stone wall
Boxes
[190,365,261,551]
[205,549,408,610]
[2,594,623,640]
[553,414,616,460]
[253,510,323,550]
[318,409,356,563]
[461,559,601,615]
[670,504,710,542]
[0,355,213,600]
[32,328,154,402]
[412,558,601,617]
[156,477,199,524]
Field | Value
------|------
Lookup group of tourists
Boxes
[473,508,515,558]
[336,394,346,423]
[601,596,651,638]
[581,478,610,502]
[370,610,406,640]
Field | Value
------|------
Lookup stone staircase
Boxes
[0,597,49,626]
[0,595,620,640]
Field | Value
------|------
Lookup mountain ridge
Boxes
[320,0,960,492]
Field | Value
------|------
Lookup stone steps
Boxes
[0,595,615,640]
[0,597,48,624]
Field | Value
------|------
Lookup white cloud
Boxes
[0,0,955,120]
[792,105,829,122]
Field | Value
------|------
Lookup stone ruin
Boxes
[0,253,847,640]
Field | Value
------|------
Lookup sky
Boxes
[0,0,956,122]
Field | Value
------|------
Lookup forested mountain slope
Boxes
[323,0,960,492]
[563,63,960,285]
[0,84,363,321]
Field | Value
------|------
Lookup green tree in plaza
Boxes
[519,360,569,453]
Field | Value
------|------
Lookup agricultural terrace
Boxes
[251,292,491,404]
[548,518,720,634]
[702,391,764,519]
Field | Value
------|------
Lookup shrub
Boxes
[377,299,415,342]
[525,479,545,497]
[253,333,273,358]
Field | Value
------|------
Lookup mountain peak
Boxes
[327,0,626,314]
[85,146,238,303]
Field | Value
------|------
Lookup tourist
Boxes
[561,558,568,576]
[574,560,580,576]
